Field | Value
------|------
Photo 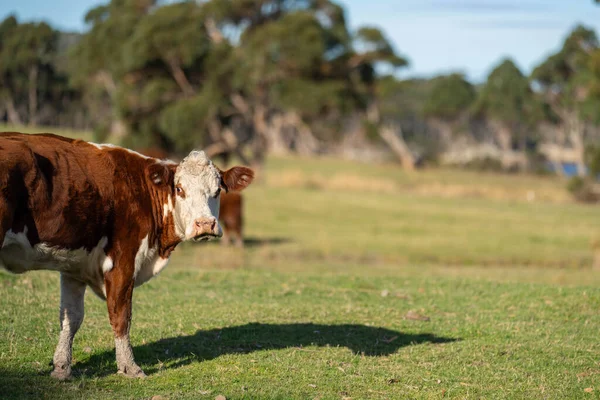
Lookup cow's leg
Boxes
[233,227,244,248]
[0,196,13,247]
[51,274,86,380]
[105,266,145,378]
[220,229,230,246]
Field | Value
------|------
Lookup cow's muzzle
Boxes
[192,217,221,241]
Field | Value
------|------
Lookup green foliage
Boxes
[362,119,380,142]
[585,144,600,176]
[423,73,475,121]
[354,26,407,68]
[0,15,84,126]
[531,25,599,119]
[532,26,597,89]
[240,11,327,82]
[566,140,600,203]
[158,92,215,153]
[70,1,154,84]
[66,0,406,150]
[124,2,210,72]
[275,78,345,118]
[475,59,540,125]
[4,0,599,166]
[2,21,56,71]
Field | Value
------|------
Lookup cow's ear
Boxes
[147,163,174,187]
[220,166,254,192]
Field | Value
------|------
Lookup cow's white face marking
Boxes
[173,151,222,241]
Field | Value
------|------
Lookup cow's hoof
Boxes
[118,365,147,378]
[50,366,72,381]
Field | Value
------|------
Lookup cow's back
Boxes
[0,132,116,251]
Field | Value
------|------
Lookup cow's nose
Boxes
[195,217,216,232]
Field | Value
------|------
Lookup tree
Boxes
[531,25,600,176]
[0,16,57,126]
[348,26,410,167]
[71,0,410,169]
[69,0,157,141]
[423,73,476,143]
[474,58,542,154]
[0,15,21,124]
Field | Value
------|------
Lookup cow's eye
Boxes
[212,188,221,198]
[175,186,184,196]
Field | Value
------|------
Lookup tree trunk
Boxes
[110,119,128,140]
[4,96,23,125]
[28,65,39,127]
[428,118,453,145]
[96,71,117,95]
[166,58,194,97]
[546,103,588,177]
[265,114,289,155]
[366,100,380,124]
[379,124,416,170]
[94,71,128,141]
[490,120,512,152]
[566,112,586,177]
[283,111,319,155]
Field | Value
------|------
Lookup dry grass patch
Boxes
[267,170,399,194]
[265,159,570,204]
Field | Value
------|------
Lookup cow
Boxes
[0,132,254,379]
[134,147,247,247]
[219,191,245,247]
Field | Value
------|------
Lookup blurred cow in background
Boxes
[219,191,245,248]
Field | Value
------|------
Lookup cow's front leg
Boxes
[105,263,146,378]
[51,274,86,380]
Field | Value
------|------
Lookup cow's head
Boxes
[149,150,254,242]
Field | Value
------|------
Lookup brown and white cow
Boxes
[219,191,245,248]
[0,132,253,379]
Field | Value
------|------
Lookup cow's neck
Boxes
[149,187,181,259]
[157,212,181,258]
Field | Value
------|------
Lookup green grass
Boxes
[1,127,600,399]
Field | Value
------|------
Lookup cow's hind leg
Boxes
[51,274,86,380]
[0,195,14,248]
[233,227,244,248]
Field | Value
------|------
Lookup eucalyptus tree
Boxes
[474,59,542,152]
[531,25,600,176]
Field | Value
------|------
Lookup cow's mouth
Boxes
[193,233,218,242]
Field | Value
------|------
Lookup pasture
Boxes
[1,128,600,399]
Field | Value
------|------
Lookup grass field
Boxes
[1,127,600,399]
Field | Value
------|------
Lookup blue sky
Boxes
[2,0,600,82]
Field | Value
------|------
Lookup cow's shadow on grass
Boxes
[0,369,71,400]
[75,323,459,378]
[203,236,292,248]
[242,236,292,247]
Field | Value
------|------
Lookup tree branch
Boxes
[166,58,195,96]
